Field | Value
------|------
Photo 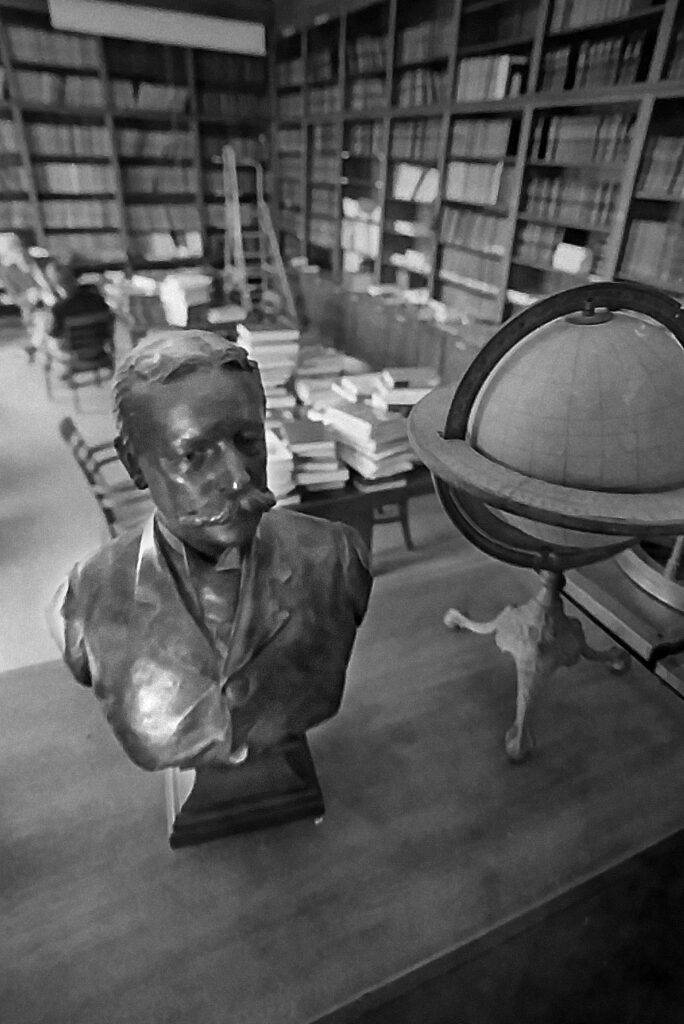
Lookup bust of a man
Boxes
[50,330,372,844]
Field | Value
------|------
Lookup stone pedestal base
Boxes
[169,736,324,849]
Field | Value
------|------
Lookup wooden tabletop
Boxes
[4,542,684,1024]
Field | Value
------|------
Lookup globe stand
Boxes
[444,570,631,762]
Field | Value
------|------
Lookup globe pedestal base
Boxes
[444,571,631,762]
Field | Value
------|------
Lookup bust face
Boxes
[126,365,275,556]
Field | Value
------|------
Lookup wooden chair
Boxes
[45,311,115,409]
[59,417,153,538]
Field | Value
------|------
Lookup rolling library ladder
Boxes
[221,144,298,326]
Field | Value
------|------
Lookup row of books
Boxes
[391,163,439,203]
[309,84,341,115]
[278,128,301,153]
[450,117,513,158]
[309,218,337,248]
[396,68,448,107]
[460,0,538,45]
[621,217,684,287]
[440,246,501,290]
[0,163,27,193]
[343,196,380,222]
[279,209,301,234]
[440,206,508,255]
[455,55,527,101]
[122,165,195,193]
[279,92,304,120]
[195,53,266,88]
[347,34,386,76]
[205,203,225,229]
[311,154,338,183]
[445,161,514,208]
[395,20,451,67]
[41,198,119,229]
[111,80,188,113]
[280,155,302,180]
[6,26,99,68]
[312,123,338,152]
[0,200,31,228]
[513,222,566,268]
[391,119,440,162]
[48,232,125,264]
[35,162,115,194]
[540,34,645,93]
[342,217,380,260]
[0,119,17,151]
[309,48,336,84]
[203,168,224,195]
[637,134,684,196]
[349,78,387,111]
[549,0,650,32]
[347,122,385,157]
[531,111,635,164]
[389,246,432,276]
[199,91,267,120]
[200,135,262,165]
[127,205,200,231]
[522,175,620,228]
[310,186,337,218]
[279,179,301,208]
[276,57,304,89]
[117,128,193,159]
[28,122,109,157]
[130,230,202,262]
[13,70,105,107]
[440,280,499,322]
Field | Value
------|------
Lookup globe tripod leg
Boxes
[578,637,631,675]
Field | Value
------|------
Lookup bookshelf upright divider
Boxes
[184,48,207,260]
[0,15,46,248]
[95,35,129,267]
[301,28,309,261]
[373,0,397,282]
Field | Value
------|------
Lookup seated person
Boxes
[46,262,114,374]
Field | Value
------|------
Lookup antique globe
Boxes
[409,282,684,762]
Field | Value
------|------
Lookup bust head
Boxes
[114,330,275,556]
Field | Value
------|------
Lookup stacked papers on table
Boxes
[237,322,300,416]
[265,427,299,506]
[321,399,415,480]
[281,418,349,492]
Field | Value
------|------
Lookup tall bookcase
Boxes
[0,7,268,275]
[274,0,684,326]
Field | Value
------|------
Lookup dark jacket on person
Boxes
[49,283,110,340]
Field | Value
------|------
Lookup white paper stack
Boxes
[370,366,440,415]
[321,398,415,480]
[293,348,371,410]
[159,272,213,326]
[265,427,299,507]
[281,418,349,493]
[238,322,300,417]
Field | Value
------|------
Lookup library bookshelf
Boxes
[274,0,684,327]
[0,8,269,277]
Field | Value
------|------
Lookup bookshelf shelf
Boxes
[546,6,667,42]
[439,269,499,293]
[458,35,536,57]
[440,239,505,258]
[634,189,684,200]
[517,211,611,233]
[45,225,119,234]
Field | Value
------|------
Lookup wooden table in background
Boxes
[4,545,684,1024]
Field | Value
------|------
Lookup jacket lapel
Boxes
[222,515,292,681]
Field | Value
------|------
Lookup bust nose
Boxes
[216,442,250,494]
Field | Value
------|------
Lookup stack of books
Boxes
[370,367,439,415]
[265,427,299,507]
[237,322,301,416]
[455,55,527,101]
[391,119,441,162]
[332,372,385,402]
[281,419,349,493]
[293,348,370,409]
[322,399,415,481]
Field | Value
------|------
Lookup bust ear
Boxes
[114,435,147,490]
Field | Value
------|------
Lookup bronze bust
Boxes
[50,330,372,845]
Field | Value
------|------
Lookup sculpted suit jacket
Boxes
[51,509,372,771]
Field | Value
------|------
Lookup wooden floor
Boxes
[4,525,684,1024]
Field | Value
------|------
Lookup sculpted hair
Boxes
[114,330,263,446]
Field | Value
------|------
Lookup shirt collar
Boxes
[155,516,243,572]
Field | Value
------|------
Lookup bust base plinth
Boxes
[169,736,324,849]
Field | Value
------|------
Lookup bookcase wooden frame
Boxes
[274,0,684,324]
[0,7,268,274]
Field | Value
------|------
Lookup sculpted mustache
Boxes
[178,488,276,526]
